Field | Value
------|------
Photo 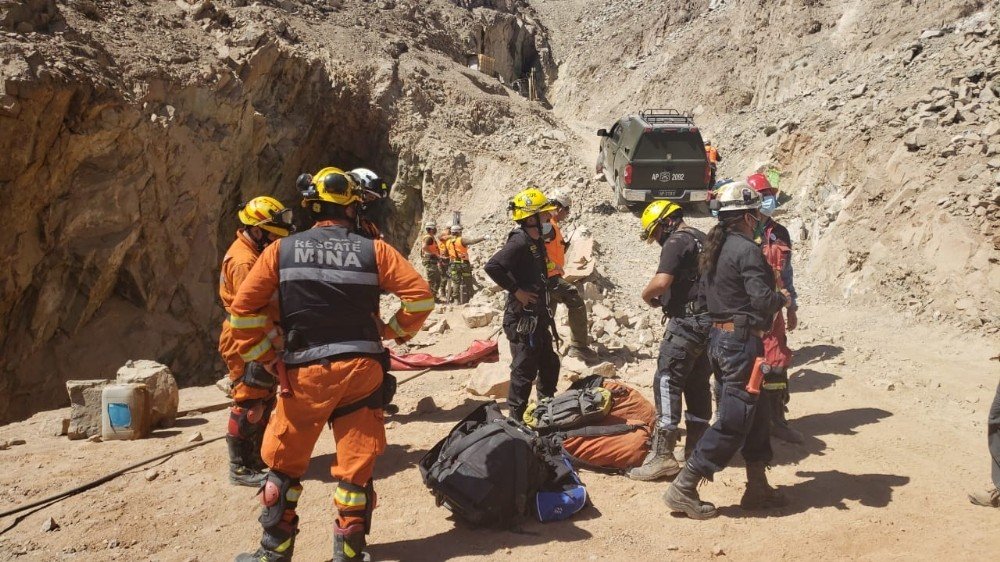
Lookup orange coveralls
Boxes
[218,231,280,402]
[230,220,433,529]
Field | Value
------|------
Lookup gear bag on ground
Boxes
[549,376,657,472]
[419,401,587,527]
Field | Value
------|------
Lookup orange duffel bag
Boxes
[559,375,656,473]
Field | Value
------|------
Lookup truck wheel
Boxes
[614,180,628,210]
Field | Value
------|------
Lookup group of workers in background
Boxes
[210,154,810,560]
[419,222,487,305]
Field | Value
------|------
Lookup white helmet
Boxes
[713,181,761,212]
[549,190,572,209]
[450,225,463,234]
[349,168,388,198]
[423,220,437,230]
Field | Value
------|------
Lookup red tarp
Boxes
[389,339,499,371]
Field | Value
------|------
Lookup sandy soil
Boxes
[1,265,998,561]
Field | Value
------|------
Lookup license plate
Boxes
[689,191,708,201]
[654,190,679,197]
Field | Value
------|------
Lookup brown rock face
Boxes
[0,0,559,423]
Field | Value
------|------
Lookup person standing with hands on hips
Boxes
[485,187,561,421]
[664,181,791,520]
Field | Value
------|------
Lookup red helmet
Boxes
[746,173,774,195]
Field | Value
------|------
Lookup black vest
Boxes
[278,226,382,365]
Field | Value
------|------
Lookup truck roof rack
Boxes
[638,109,696,127]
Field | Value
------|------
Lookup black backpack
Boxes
[419,401,571,528]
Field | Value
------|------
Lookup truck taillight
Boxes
[624,164,633,186]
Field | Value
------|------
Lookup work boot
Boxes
[235,519,298,562]
[628,428,681,481]
[333,523,371,561]
[968,487,1000,508]
[566,345,597,362]
[740,462,788,509]
[235,547,292,562]
[768,390,803,444]
[663,463,717,520]
[227,435,268,487]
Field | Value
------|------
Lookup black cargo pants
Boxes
[653,315,713,432]
[688,328,773,479]
[503,305,560,421]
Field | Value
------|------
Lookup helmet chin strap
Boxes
[247,227,270,252]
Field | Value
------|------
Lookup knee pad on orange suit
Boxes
[257,471,302,555]
[228,398,274,440]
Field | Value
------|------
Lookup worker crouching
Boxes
[230,167,433,562]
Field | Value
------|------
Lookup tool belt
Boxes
[713,321,764,339]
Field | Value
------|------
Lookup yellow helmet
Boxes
[296,166,362,207]
[238,196,293,237]
[509,187,557,222]
[639,200,682,242]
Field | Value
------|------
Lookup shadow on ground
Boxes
[791,344,843,367]
[789,369,840,393]
[371,504,600,561]
[771,407,893,466]
[304,443,428,483]
[389,398,487,425]
[717,470,910,518]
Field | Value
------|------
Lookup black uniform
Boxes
[652,228,713,439]
[689,231,785,479]
[484,228,561,420]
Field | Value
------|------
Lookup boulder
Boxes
[66,379,111,440]
[592,303,614,321]
[591,361,618,378]
[466,364,509,397]
[116,360,179,429]
[466,338,511,397]
[462,306,496,329]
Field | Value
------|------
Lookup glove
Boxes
[241,361,277,390]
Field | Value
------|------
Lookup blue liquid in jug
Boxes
[107,403,133,429]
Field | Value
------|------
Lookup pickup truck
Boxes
[596,109,712,208]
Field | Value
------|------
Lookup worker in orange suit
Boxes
[219,196,295,487]
[231,167,433,562]
[705,140,722,187]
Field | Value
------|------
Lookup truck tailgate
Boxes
[628,158,709,196]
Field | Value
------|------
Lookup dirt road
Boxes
[1,275,997,561]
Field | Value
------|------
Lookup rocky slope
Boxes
[0,0,568,423]
[532,0,1000,331]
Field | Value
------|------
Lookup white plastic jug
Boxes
[101,383,151,440]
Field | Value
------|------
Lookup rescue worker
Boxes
[438,225,454,302]
[485,188,561,421]
[628,201,712,481]
[420,221,444,299]
[445,224,488,305]
[349,168,390,240]
[969,380,1000,508]
[705,141,722,188]
[747,173,803,444]
[231,167,433,562]
[219,196,294,487]
[544,190,594,360]
[664,181,791,520]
